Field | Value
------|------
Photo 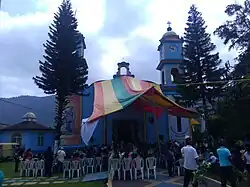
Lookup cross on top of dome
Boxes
[167,21,172,31]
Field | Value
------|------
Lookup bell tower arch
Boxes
[113,61,135,78]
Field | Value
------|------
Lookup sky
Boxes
[0,0,242,98]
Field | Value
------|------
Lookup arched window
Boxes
[120,67,127,75]
[176,117,182,132]
[11,133,22,145]
[37,133,44,146]
[171,68,179,83]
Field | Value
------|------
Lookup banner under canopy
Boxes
[87,76,199,122]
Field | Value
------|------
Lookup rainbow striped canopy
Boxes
[87,76,199,122]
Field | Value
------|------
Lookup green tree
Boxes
[178,5,224,120]
[33,0,88,145]
[214,0,250,78]
[211,0,250,140]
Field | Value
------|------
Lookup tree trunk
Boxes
[53,95,67,154]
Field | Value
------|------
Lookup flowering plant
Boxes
[192,161,211,186]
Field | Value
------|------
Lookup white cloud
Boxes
[0,0,244,97]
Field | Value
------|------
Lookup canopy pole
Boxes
[189,118,192,137]
[102,116,107,145]
[144,111,146,142]
[152,90,161,154]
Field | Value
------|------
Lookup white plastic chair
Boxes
[80,159,86,176]
[85,158,94,173]
[71,160,80,178]
[35,160,45,177]
[63,161,71,178]
[109,158,121,180]
[133,157,144,180]
[28,161,36,177]
[146,157,157,179]
[175,158,184,176]
[122,158,133,180]
[20,161,29,177]
[95,157,103,172]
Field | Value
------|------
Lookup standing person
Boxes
[14,145,22,172]
[44,147,53,177]
[165,146,174,177]
[217,139,236,187]
[243,144,250,186]
[181,135,199,187]
[57,147,66,173]
[25,149,33,160]
[231,145,244,183]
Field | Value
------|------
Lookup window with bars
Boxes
[37,134,44,146]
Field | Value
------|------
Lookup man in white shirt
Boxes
[57,147,66,173]
[181,135,199,187]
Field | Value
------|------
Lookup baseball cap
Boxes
[185,135,191,140]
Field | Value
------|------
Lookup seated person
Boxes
[209,152,218,164]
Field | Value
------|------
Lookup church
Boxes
[60,24,200,147]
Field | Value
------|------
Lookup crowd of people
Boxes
[13,145,112,177]
[179,136,250,187]
[0,136,248,187]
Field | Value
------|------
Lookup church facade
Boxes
[61,25,192,146]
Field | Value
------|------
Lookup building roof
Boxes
[87,76,200,122]
[1,121,54,131]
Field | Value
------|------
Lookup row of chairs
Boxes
[108,157,157,180]
[20,160,45,177]
[19,157,103,178]
[19,157,184,179]
[62,157,103,178]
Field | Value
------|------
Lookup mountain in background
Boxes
[0,95,55,126]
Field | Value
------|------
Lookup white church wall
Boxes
[168,115,191,143]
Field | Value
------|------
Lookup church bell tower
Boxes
[157,22,183,98]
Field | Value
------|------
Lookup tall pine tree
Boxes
[33,0,88,145]
[178,5,224,119]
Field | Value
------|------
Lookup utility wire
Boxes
[175,78,250,86]
[0,78,249,110]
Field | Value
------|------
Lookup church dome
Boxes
[22,112,37,122]
[163,31,177,37]
[161,22,180,41]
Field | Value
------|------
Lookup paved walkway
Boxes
[2,172,108,186]
[111,171,222,187]
[3,176,81,186]
[2,170,222,187]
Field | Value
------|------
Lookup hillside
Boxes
[0,95,55,126]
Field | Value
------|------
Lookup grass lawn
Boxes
[0,162,105,187]
[0,162,19,178]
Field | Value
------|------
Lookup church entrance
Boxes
[112,120,142,144]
